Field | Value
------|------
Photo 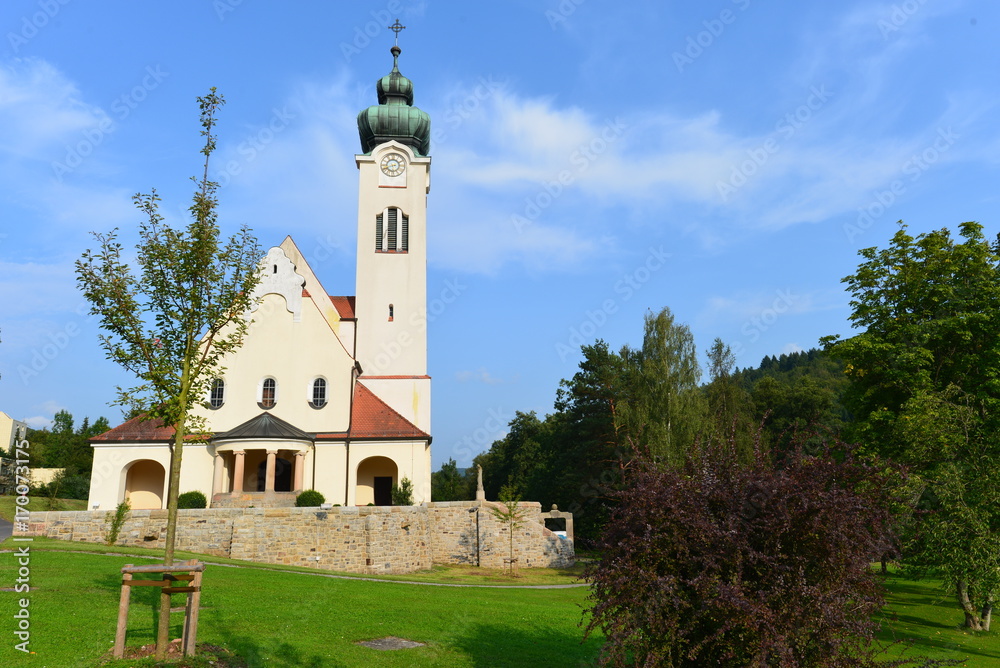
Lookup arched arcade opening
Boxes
[355,456,397,506]
[124,459,166,509]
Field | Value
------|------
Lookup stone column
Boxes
[293,451,305,491]
[212,453,225,497]
[265,450,277,492]
[232,450,245,493]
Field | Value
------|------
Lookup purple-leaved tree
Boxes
[584,433,956,667]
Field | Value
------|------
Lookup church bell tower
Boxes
[353,29,432,433]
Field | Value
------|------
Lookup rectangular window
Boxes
[401,214,409,251]
[375,213,383,251]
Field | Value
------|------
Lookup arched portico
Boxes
[356,456,398,506]
[123,459,166,509]
[213,445,308,495]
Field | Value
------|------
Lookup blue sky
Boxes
[1,1,998,468]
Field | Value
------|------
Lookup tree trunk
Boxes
[981,598,993,632]
[957,580,985,630]
[155,380,190,658]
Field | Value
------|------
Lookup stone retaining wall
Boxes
[26,501,573,574]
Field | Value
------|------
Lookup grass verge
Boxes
[6,537,586,587]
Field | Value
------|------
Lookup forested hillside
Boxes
[433,308,851,542]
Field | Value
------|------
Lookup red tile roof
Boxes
[300,290,354,319]
[317,381,429,441]
[93,382,428,443]
[91,414,176,442]
[329,296,356,320]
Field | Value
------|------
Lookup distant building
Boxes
[0,411,27,495]
[0,411,27,454]
[87,45,433,511]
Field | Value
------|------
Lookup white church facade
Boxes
[88,44,434,511]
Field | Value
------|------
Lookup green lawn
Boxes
[0,544,600,667]
[874,570,1000,666]
[1,539,997,667]
[0,496,89,522]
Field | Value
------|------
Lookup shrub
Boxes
[391,476,414,506]
[105,499,131,546]
[296,489,325,507]
[177,490,207,509]
[584,435,906,667]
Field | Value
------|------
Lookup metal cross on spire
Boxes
[388,18,406,46]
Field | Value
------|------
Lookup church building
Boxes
[87,42,434,511]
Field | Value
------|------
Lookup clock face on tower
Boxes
[380,153,406,177]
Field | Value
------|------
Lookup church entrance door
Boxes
[374,476,392,506]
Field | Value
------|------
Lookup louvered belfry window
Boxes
[387,207,397,251]
[376,208,408,252]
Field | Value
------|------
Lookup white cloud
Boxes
[25,416,53,429]
[0,58,108,161]
[23,400,66,429]
[455,367,505,385]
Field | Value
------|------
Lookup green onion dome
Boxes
[357,46,431,156]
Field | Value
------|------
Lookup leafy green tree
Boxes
[431,458,467,501]
[46,410,74,468]
[480,411,555,502]
[823,222,1000,630]
[75,89,261,656]
[618,307,706,466]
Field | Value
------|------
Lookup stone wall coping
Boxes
[424,500,543,509]
[29,503,537,521]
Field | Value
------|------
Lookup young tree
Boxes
[490,484,527,576]
[823,222,1000,630]
[75,89,261,657]
[584,435,914,667]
